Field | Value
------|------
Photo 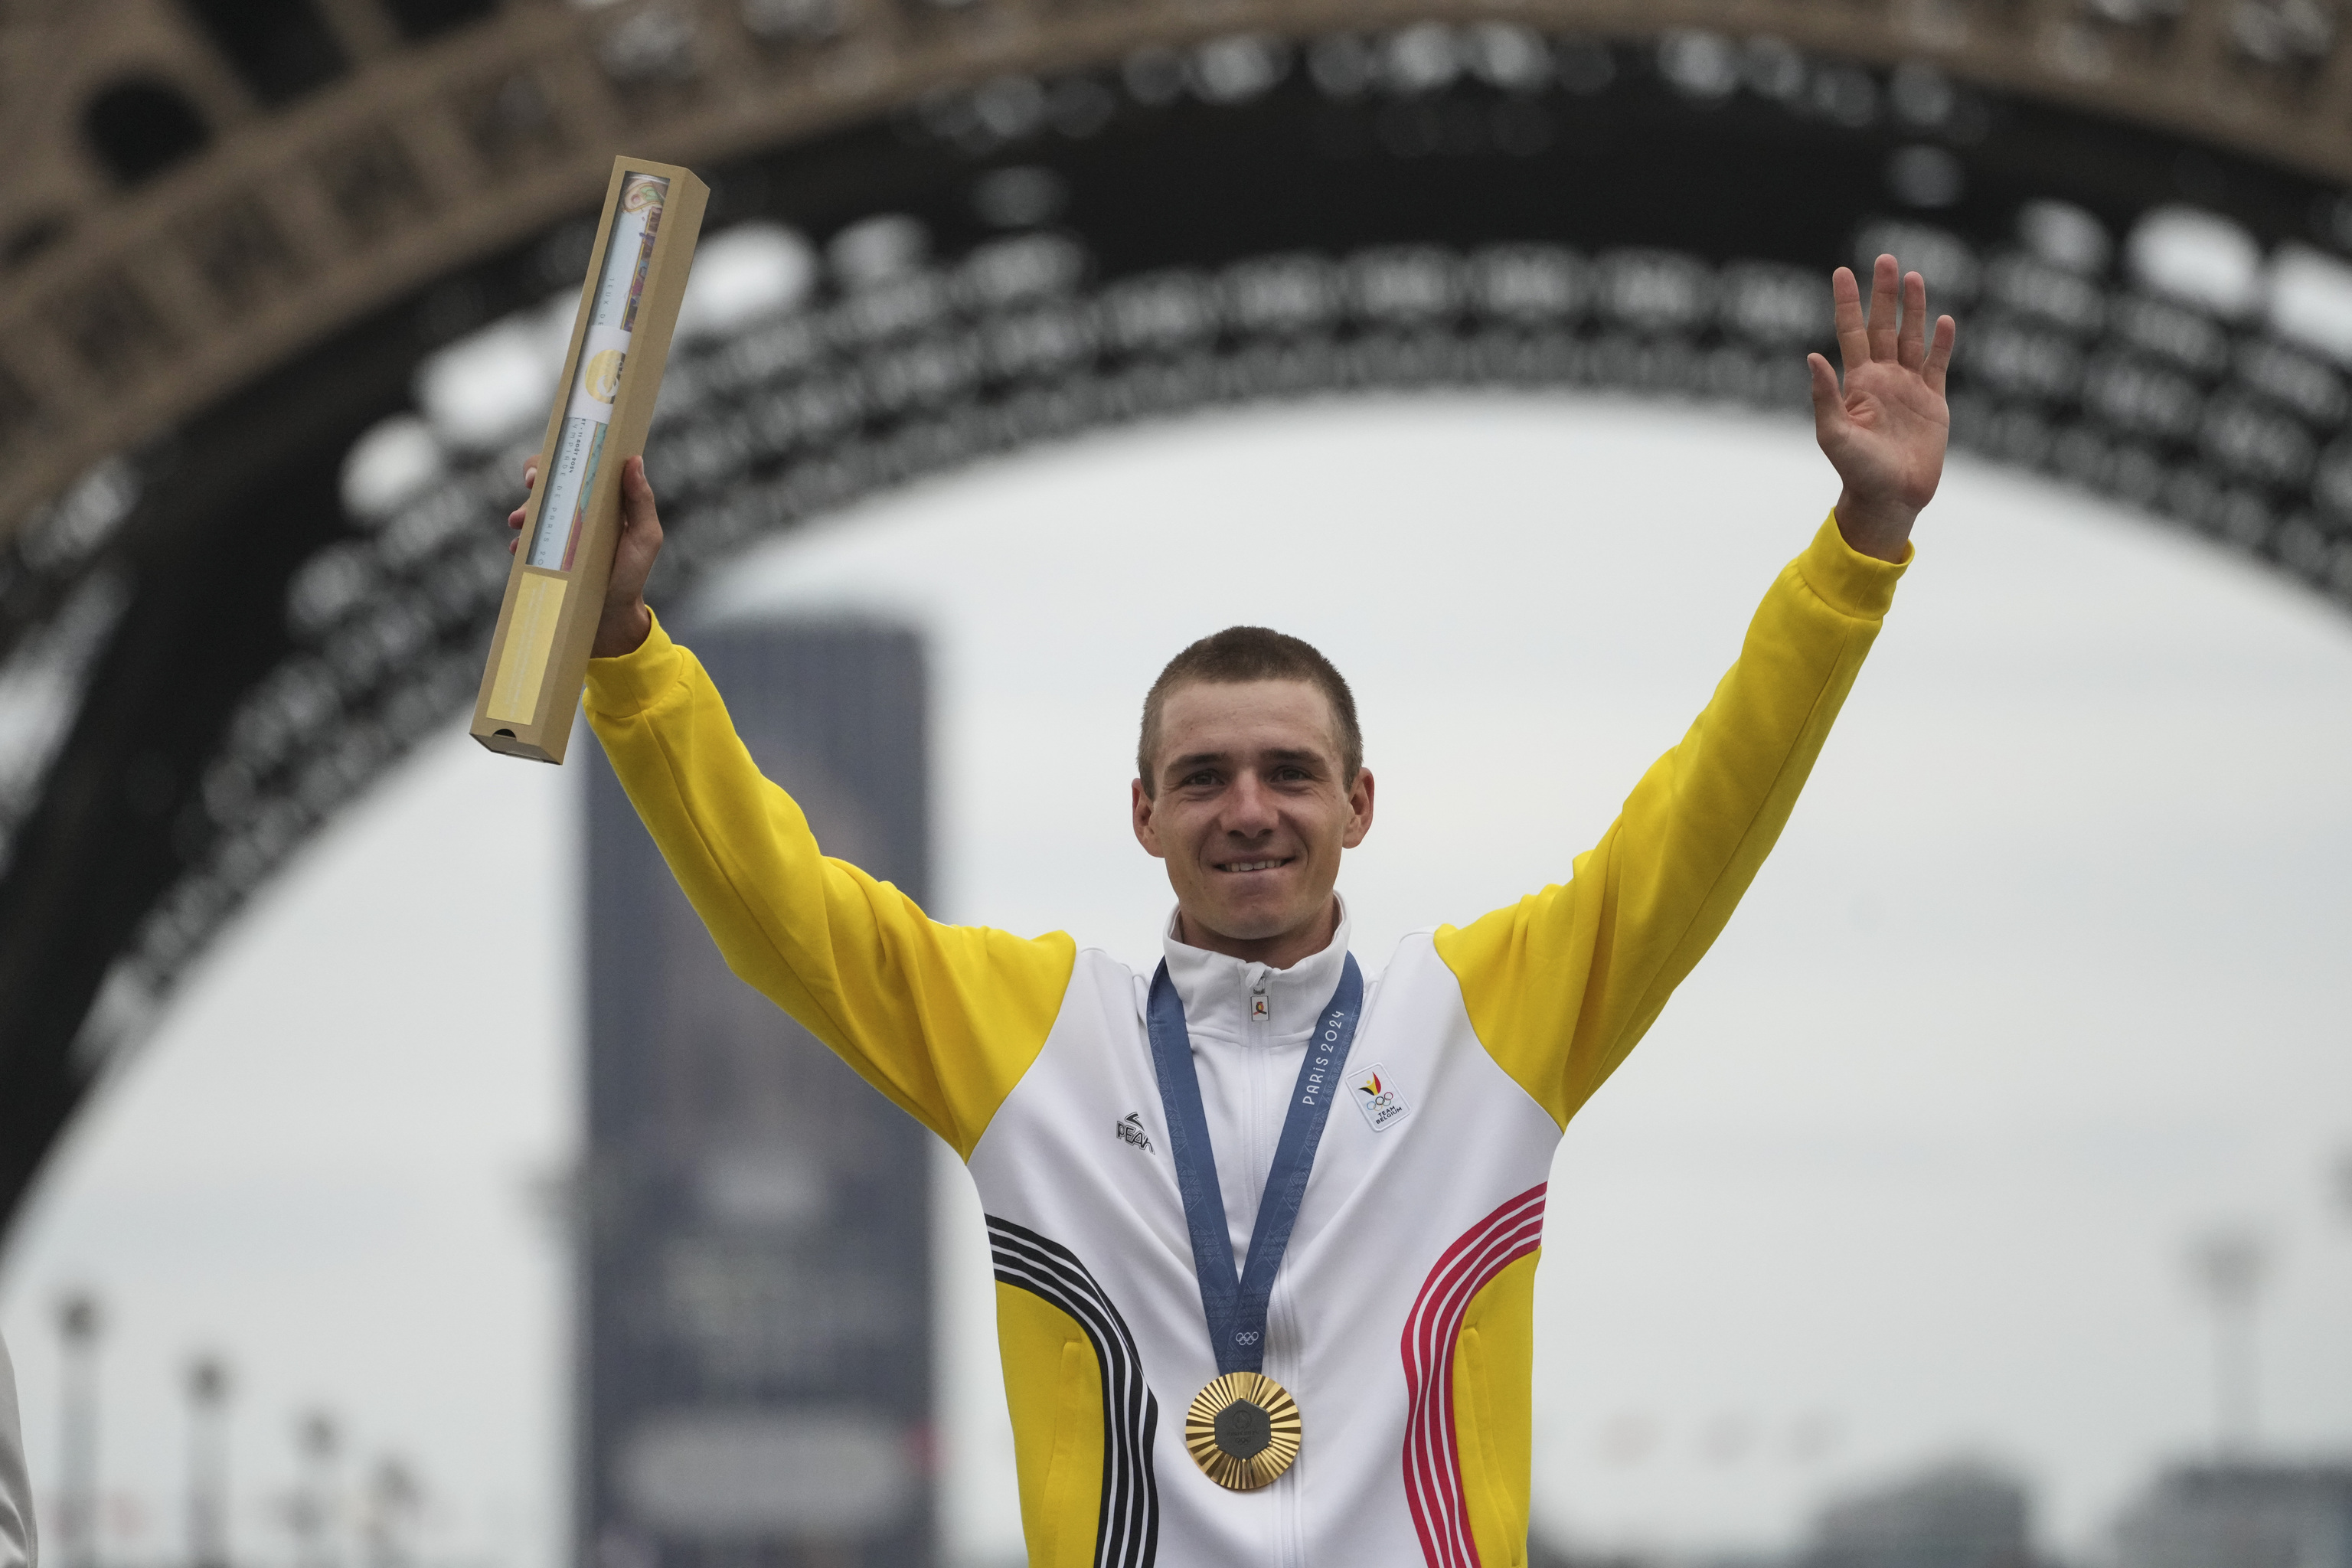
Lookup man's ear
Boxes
[1341,767,1376,851]
[1132,778,1166,859]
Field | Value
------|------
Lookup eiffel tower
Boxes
[3,0,2350,1225]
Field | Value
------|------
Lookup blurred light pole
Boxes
[289,1412,340,1568]
[360,1458,420,1568]
[185,1357,231,1568]
[2335,1148,2352,1356]
[2188,1227,2269,1455]
[55,1293,101,1568]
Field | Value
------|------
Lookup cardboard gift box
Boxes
[473,155,708,763]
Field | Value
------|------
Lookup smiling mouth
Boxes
[1216,858,1294,874]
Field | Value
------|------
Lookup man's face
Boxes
[1131,678,1374,953]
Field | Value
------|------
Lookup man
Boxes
[513,256,1954,1565]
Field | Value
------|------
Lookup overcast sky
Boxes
[3,392,2349,1568]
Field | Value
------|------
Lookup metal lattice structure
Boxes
[11,0,2352,544]
[5,0,2352,1229]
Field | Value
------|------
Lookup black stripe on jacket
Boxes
[988,1215,1161,1568]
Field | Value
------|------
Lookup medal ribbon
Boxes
[1146,953,1364,1377]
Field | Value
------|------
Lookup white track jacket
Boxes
[584,515,1908,1568]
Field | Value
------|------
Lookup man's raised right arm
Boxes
[522,457,1075,1158]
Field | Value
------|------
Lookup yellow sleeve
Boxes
[1433,515,1907,1129]
[583,612,1076,1158]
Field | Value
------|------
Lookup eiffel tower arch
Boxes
[4,0,2351,1225]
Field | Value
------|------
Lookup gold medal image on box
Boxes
[583,349,625,403]
[1184,1370,1302,1491]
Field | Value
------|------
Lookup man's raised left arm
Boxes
[1434,255,1955,1128]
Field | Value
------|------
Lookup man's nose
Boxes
[1222,773,1280,833]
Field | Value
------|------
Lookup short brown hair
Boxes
[1137,626,1361,795]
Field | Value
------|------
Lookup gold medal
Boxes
[1184,1370,1302,1490]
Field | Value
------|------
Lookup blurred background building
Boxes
[1802,1460,2037,1568]
[2,0,2351,1566]
[2112,1462,2352,1568]
[582,620,934,1568]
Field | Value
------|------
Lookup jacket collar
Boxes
[1158,897,1351,1044]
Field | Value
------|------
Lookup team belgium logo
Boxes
[1348,1064,1410,1132]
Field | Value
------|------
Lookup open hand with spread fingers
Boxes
[1809,253,1957,564]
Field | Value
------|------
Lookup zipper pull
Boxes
[1251,985,1269,1022]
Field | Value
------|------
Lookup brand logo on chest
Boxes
[1115,1111,1155,1154]
[1348,1063,1410,1132]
